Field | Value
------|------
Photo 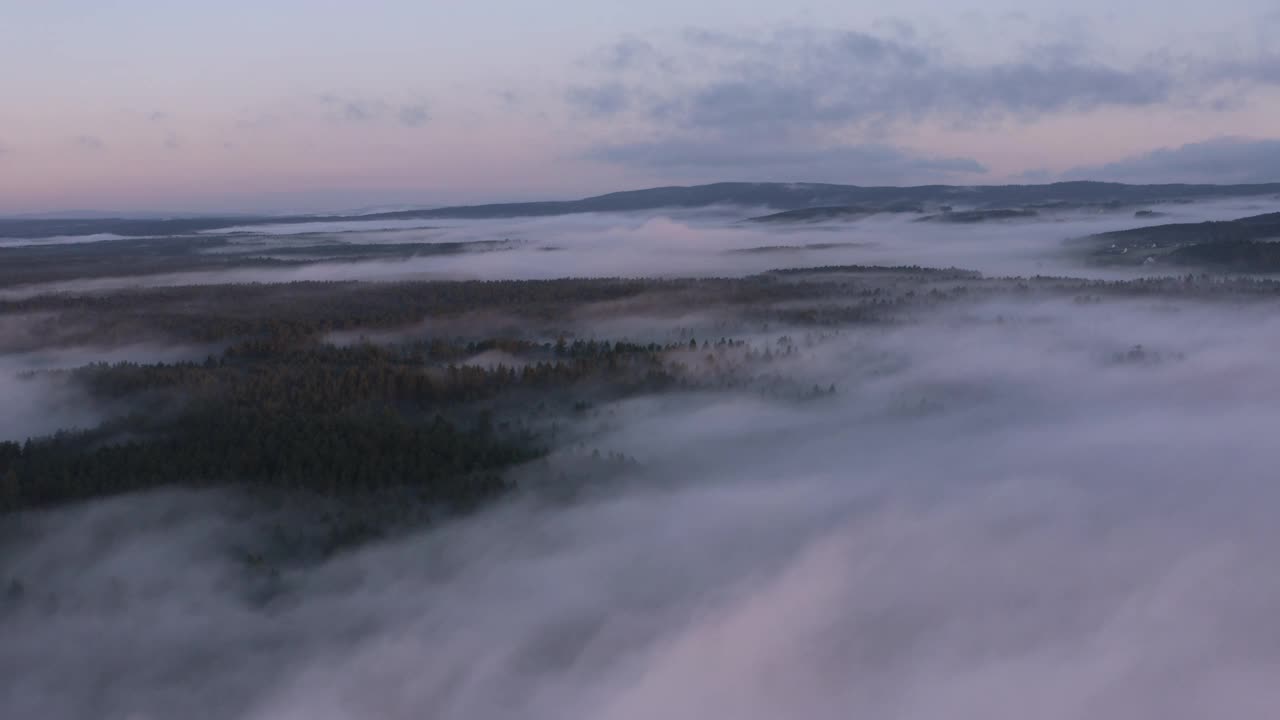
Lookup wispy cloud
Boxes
[566,83,631,117]
[319,94,431,128]
[320,93,377,123]
[397,104,429,128]
[73,135,105,152]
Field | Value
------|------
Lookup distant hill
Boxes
[1085,211,1280,271]
[915,209,1040,223]
[745,202,925,223]
[378,181,1280,221]
[5,181,1280,239]
[745,206,885,224]
[1092,211,1280,249]
[384,182,941,221]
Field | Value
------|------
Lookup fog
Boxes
[0,370,99,443]
[7,290,1280,718]
[0,342,220,442]
[7,196,1280,300]
[0,233,134,249]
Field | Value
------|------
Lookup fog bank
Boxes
[6,294,1280,718]
[8,197,1280,300]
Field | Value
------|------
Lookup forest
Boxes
[0,266,911,545]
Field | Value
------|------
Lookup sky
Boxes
[2,0,1279,214]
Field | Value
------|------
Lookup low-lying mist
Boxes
[7,196,1280,299]
[0,342,217,442]
[7,292,1280,718]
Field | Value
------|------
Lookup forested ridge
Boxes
[0,321,835,516]
[0,337,682,512]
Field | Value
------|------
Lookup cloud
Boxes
[1211,55,1280,87]
[570,24,1280,181]
[570,27,1181,142]
[574,33,672,77]
[73,135,105,151]
[235,110,279,131]
[319,95,430,128]
[592,34,663,71]
[1066,136,1280,184]
[320,94,378,123]
[397,104,429,128]
[148,110,170,122]
[587,140,987,184]
[566,83,631,117]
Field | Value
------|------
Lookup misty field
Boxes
[5,196,1280,719]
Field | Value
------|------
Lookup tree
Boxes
[0,468,18,509]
